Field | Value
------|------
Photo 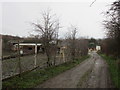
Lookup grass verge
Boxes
[99,54,119,88]
[3,55,90,88]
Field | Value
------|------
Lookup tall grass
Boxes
[100,54,119,88]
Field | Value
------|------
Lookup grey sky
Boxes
[1,0,115,39]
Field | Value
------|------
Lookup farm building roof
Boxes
[14,43,42,46]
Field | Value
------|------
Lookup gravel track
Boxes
[36,52,113,88]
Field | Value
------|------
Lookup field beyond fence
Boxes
[2,52,71,80]
[3,55,89,88]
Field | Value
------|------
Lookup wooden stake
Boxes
[18,40,21,77]
[34,43,37,68]
[0,36,2,89]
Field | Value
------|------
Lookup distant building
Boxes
[13,43,43,54]
[96,45,101,51]
[12,40,68,55]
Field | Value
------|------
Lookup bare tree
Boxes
[32,10,60,67]
[65,25,89,61]
[66,25,77,61]
[77,38,88,56]
[103,0,120,57]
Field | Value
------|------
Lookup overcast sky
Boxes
[0,0,116,39]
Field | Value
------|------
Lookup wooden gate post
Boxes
[0,35,2,89]
[18,40,21,77]
[34,43,37,68]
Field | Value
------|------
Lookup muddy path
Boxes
[36,52,113,88]
[78,52,114,88]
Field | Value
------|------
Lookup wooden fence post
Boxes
[34,43,37,68]
[18,40,21,77]
[0,36,2,89]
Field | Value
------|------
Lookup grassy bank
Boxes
[3,55,90,88]
[99,54,119,88]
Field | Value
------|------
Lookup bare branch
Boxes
[90,0,97,7]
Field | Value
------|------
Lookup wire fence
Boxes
[2,53,71,80]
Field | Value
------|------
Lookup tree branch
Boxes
[90,0,97,7]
